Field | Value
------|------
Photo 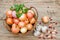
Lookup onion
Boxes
[28,10,34,15]
[11,24,20,34]
[18,22,25,28]
[6,10,12,17]
[24,18,29,24]
[30,18,36,24]
[6,18,13,25]
[19,14,27,21]
[20,27,27,34]
[12,11,17,18]
[13,18,19,24]
[26,24,33,30]
[27,12,34,19]
[42,16,49,23]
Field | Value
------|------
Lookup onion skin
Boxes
[13,18,19,24]
[6,18,13,25]
[27,12,34,19]
[6,10,12,18]
[26,24,33,30]
[42,16,49,23]
[11,24,20,34]
[30,18,36,24]
[12,11,17,18]
[18,22,25,28]
[19,14,27,21]
[20,27,27,34]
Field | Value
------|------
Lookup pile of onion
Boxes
[6,9,36,34]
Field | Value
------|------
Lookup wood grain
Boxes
[0,0,60,40]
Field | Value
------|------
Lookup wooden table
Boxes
[0,0,60,40]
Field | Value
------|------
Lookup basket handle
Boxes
[29,7,38,32]
[29,6,38,20]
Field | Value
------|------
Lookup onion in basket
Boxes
[30,18,36,24]
[6,18,13,25]
[11,24,20,34]
[26,24,33,30]
[20,27,27,34]
[18,22,25,28]
[6,10,12,18]
[13,18,19,24]
[28,10,35,15]
[27,12,34,19]
[12,11,17,18]
[19,14,27,21]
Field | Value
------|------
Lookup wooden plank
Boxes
[0,0,60,40]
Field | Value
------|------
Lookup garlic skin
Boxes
[34,31,40,36]
[41,26,48,33]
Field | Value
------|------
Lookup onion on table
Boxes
[42,16,49,23]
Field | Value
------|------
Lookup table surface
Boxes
[0,0,60,40]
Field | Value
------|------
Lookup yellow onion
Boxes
[6,10,12,18]
[6,18,13,25]
[18,22,25,28]
[28,10,34,15]
[27,12,34,19]
[19,14,27,21]
[42,16,49,23]
[11,24,20,34]
[30,18,36,24]
[13,18,19,24]
[24,18,29,24]
[26,24,33,30]
[20,27,27,34]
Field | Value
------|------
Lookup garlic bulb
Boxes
[36,25,42,31]
[34,31,40,36]
[41,26,48,33]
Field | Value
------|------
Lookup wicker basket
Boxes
[3,6,38,34]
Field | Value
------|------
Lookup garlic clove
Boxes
[47,35,51,39]
[40,34,44,38]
